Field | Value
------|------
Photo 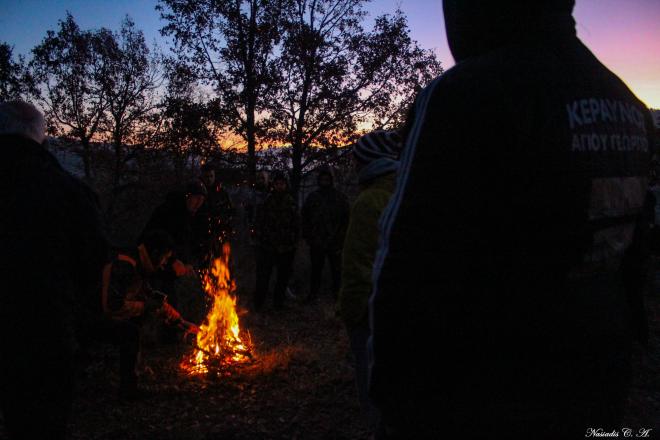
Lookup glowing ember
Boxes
[182,243,253,375]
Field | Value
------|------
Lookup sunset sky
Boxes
[1,0,659,108]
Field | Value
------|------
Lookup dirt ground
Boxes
[1,273,660,440]
[57,253,660,439]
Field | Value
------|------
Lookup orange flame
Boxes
[184,243,252,374]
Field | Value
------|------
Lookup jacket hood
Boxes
[443,0,576,62]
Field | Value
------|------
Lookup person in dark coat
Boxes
[0,101,108,439]
[140,181,205,305]
[140,181,205,344]
[369,1,654,438]
[302,166,350,301]
[194,164,235,265]
[253,171,299,311]
[246,170,270,246]
[142,180,207,269]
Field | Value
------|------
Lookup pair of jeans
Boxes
[346,323,379,430]
[309,246,341,299]
[254,248,295,310]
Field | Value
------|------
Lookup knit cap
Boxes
[353,130,403,164]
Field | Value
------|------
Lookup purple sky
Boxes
[1,0,658,107]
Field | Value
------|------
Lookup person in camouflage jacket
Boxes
[253,171,299,311]
[302,166,350,301]
[194,164,235,264]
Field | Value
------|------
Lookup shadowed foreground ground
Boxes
[1,252,659,439]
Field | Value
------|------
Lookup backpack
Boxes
[100,253,141,318]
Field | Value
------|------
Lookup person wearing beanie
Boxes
[194,164,235,264]
[142,181,206,271]
[246,170,270,246]
[253,171,300,311]
[337,129,403,432]
[301,166,350,302]
[370,0,654,437]
[139,181,204,342]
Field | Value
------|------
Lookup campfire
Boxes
[182,243,253,375]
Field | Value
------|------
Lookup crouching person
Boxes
[87,230,196,399]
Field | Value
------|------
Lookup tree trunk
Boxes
[113,130,123,191]
[245,0,258,185]
[291,138,303,200]
[246,110,257,185]
[291,62,313,198]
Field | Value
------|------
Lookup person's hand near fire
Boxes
[171,258,196,277]
[158,300,200,336]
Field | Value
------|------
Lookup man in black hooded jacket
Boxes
[369,1,655,437]
[0,101,108,439]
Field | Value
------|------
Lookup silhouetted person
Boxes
[141,181,204,296]
[143,181,206,269]
[141,181,204,342]
[338,130,403,431]
[369,1,655,438]
[246,171,270,246]
[0,101,108,439]
[302,166,350,301]
[254,172,299,311]
[194,164,234,265]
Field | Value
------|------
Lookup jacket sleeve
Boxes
[289,196,301,243]
[301,194,314,242]
[621,112,656,348]
[254,197,266,241]
[338,194,383,328]
[107,260,136,312]
[337,193,351,246]
[67,178,109,314]
[368,74,509,408]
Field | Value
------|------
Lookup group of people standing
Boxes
[246,130,403,434]
[252,168,350,311]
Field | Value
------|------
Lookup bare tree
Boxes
[270,2,442,194]
[30,13,108,181]
[95,17,163,192]
[159,59,220,178]
[159,0,287,183]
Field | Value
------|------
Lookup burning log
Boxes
[181,243,254,376]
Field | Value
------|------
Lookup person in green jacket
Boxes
[337,129,403,430]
